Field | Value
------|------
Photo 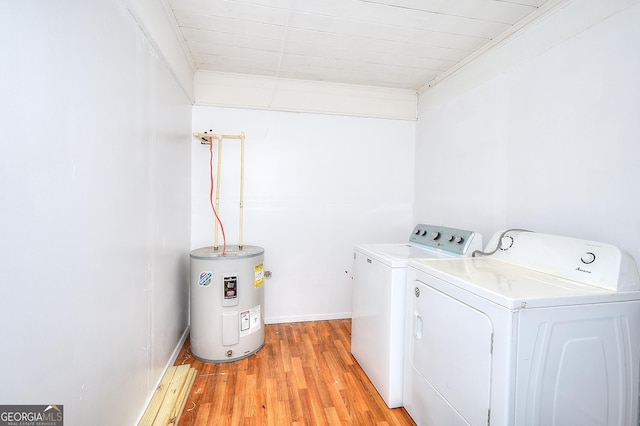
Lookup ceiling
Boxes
[166,0,553,91]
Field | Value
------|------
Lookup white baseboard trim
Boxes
[265,312,352,325]
[136,325,191,424]
[169,325,191,366]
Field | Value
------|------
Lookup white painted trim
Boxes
[265,312,352,325]
[124,0,196,101]
[195,71,417,120]
[169,325,192,366]
[418,0,574,93]
[135,325,191,425]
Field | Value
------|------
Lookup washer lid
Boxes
[354,243,458,268]
[409,257,640,309]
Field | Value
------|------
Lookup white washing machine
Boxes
[351,224,482,408]
[404,230,640,426]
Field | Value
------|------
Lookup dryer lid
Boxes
[479,230,640,292]
[409,257,640,310]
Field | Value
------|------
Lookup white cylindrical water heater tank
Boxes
[189,245,265,362]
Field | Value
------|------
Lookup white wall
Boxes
[414,0,640,265]
[192,107,415,323]
[414,76,510,237]
[0,1,191,425]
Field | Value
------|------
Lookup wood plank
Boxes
[138,368,177,426]
[290,356,307,390]
[152,365,194,426]
[138,365,197,426]
[192,402,209,426]
[173,367,197,425]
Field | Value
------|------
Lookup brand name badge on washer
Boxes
[199,271,213,287]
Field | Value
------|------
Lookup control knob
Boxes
[454,235,464,244]
[500,235,514,250]
[430,231,441,240]
[581,252,596,264]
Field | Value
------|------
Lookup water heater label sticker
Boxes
[240,311,250,331]
[240,305,261,337]
[254,263,265,288]
[199,271,212,287]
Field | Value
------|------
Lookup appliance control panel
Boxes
[484,230,640,292]
[222,274,239,306]
[409,224,481,255]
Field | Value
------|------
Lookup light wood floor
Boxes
[174,319,416,425]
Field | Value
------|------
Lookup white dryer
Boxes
[351,224,482,408]
[404,230,640,426]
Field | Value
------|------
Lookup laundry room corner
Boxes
[412,0,640,266]
[190,106,416,324]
